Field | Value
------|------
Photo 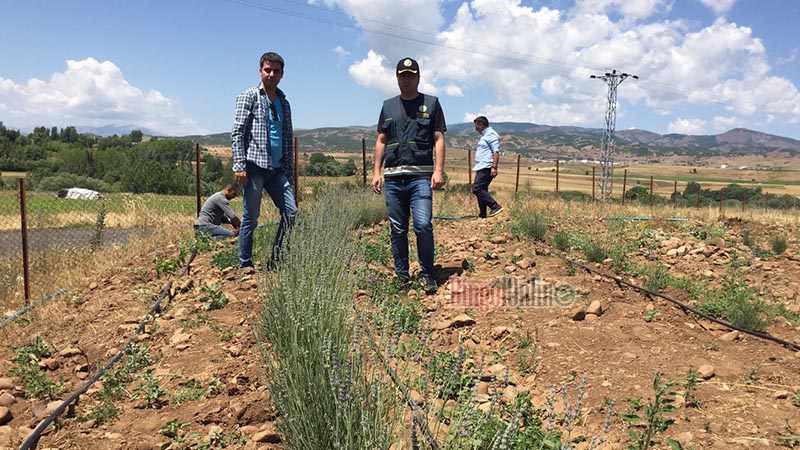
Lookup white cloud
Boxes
[776,47,799,65]
[323,0,800,131]
[0,58,200,135]
[697,0,736,15]
[349,50,437,96]
[712,115,744,132]
[332,45,350,58]
[444,84,463,97]
[667,118,707,134]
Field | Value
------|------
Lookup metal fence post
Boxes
[673,181,677,207]
[515,154,521,193]
[19,178,30,304]
[649,176,654,207]
[592,166,596,204]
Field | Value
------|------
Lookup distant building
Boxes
[720,164,729,169]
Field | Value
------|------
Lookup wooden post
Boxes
[467,149,472,192]
[621,169,628,205]
[294,137,299,204]
[515,154,521,193]
[696,189,700,208]
[19,178,30,304]
[592,166,596,204]
[673,181,678,207]
[555,160,560,195]
[361,137,367,187]
[743,190,747,212]
[195,143,202,217]
[649,176,654,207]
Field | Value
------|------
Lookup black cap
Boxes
[396,57,420,75]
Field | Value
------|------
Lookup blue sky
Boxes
[2,0,799,139]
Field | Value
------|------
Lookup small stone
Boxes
[409,390,425,406]
[42,358,60,371]
[170,331,191,345]
[477,381,490,395]
[586,300,603,316]
[0,407,12,426]
[570,306,586,321]
[584,313,599,322]
[450,314,476,328]
[719,331,739,342]
[622,352,638,360]
[773,390,791,399]
[0,379,13,390]
[490,326,514,340]
[697,364,715,380]
[0,394,15,408]
[674,431,694,446]
[88,282,98,290]
[58,347,82,358]
[712,237,725,248]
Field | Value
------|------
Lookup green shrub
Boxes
[583,239,608,263]
[771,234,788,255]
[511,206,549,241]
[550,231,571,252]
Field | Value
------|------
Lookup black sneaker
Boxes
[420,274,437,295]
[488,206,504,217]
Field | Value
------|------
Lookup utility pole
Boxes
[590,69,637,202]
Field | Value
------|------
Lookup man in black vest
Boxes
[372,57,446,294]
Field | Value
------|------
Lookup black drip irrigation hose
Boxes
[19,249,197,450]
[536,241,800,352]
[0,288,69,331]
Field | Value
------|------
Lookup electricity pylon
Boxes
[590,69,637,202]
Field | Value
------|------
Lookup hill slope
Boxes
[183,124,800,160]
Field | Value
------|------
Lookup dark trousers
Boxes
[472,168,499,218]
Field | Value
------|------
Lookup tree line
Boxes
[0,122,231,195]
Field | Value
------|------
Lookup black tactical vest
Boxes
[379,94,438,176]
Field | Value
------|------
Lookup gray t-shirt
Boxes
[195,192,238,226]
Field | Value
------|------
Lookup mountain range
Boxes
[182,123,800,161]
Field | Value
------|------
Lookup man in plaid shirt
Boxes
[232,51,297,269]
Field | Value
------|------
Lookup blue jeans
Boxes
[195,224,235,240]
[384,176,434,278]
[238,162,297,267]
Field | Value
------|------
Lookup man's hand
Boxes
[371,174,383,194]
[431,171,445,190]
[234,171,247,186]
[490,167,498,178]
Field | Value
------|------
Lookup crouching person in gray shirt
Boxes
[194,184,241,239]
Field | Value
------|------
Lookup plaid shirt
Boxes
[231,84,294,184]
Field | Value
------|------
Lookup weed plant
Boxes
[621,373,683,450]
[582,239,608,263]
[210,246,238,270]
[10,336,65,400]
[771,234,788,255]
[511,201,549,241]
[695,269,770,332]
[258,192,396,449]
